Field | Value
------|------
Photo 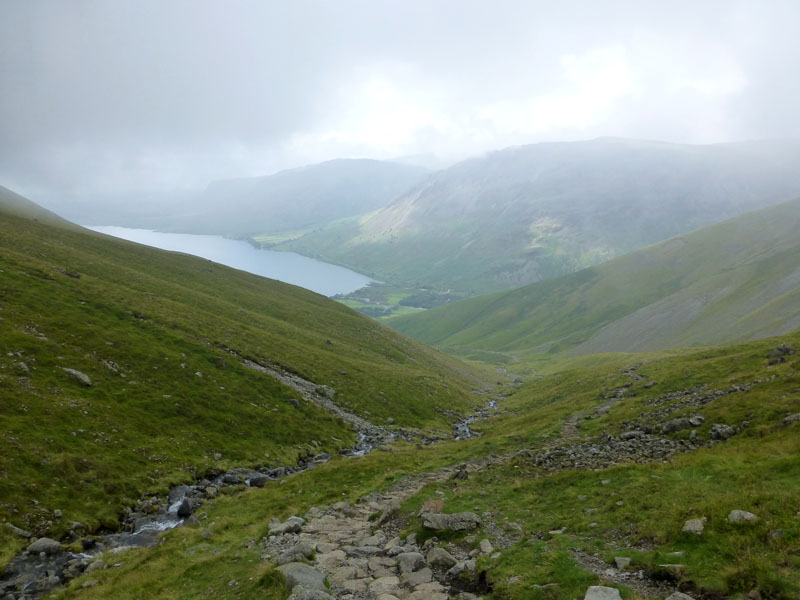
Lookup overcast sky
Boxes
[2,0,799,200]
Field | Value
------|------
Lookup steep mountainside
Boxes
[390,196,800,359]
[0,186,485,556]
[281,138,800,294]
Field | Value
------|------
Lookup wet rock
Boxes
[61,367,91,386]
[421,512,481,531]
[278,562,327,591]
[682,517,706,535]
[426,547,456,568]
[177,498,193,518]
[728,510,758,523]
[27,537,61,554]
[584,586,622,600]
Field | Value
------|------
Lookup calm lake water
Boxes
[88,226,372,297]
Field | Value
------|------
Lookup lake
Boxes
[87,226,372,297]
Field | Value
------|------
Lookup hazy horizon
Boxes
[3,0,800,209]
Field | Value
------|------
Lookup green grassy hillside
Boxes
[390,196,800,361]
[281,138,800,296]
[50,331,800,599]
[0,187,486,562]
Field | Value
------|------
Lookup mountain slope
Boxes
[0,187,485,550]
[282,138,800,294]
[390,196,800,358]
[175,158,428,237]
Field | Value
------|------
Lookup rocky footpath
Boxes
[258,464,499,600]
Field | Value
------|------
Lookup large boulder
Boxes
[277,563,326,591]
[27,537,62,555]
[421,512,481,531]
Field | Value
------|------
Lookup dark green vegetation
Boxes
[391,196,800,361]
[281,138,800,296]
[0,186,486,565]
[51,331,800,599]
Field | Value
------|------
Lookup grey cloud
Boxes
[1,0,800,199]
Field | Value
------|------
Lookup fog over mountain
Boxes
[2,0,800,215]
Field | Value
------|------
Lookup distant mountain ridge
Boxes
[176,158,429,236]
[389,195,800,358]
[281,137,800,294]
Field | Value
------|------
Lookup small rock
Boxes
[82,580,100,589]
[384,536,402,550]
[614,556,631,569]
[479,539,493,555]
[370,576,401,595]
[584,586,622,600]
[85,559,104,573]
[421,511,481,531]
[782,413,800,425]
[402,568,433,587]
[62,367,91,386]
[727,510,758,523]
[277,563,326,591]
[666,592,695,600]
[289,586,335,600]
[249,474,269,487]
[4,523,31,538]
[709,423,737,440]
[269,516,305,535]
[426,547,456,568]
[397,551,426,573]
[682,517,706,535]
